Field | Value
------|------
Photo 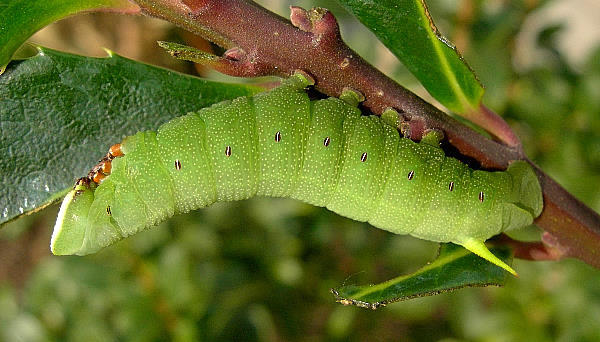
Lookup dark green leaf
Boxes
[332,243,511,309]
[337,0,484,114]
[0,47,263,224]
[0,0,137,73]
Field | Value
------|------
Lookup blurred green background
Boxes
[2,0,600,340]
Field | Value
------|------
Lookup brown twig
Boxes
[129,0,600,269]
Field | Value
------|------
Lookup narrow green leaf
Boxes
[157,41,222,64]
[332,244,511,309]
[0,0,137,74]
[337,0,484,114]
[0,47,263,224]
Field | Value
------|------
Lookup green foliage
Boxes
[0,0,134,73]
[333,244,512,308]
[338,0,484,114]
[0,47,262,224]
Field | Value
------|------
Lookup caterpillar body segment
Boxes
[51,73,543,275]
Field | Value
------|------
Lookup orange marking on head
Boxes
[92,172,106,184]
[101,160,112,174]
[109,143,124,157]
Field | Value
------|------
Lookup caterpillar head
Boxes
[51,180,95,255]
[51,144,125,255]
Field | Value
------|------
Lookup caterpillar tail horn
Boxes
[460,238,518,277]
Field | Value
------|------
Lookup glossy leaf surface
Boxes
[0,0,138,73]
[0,47,262,224]
[338,0,484,114]
[332,243,512,308]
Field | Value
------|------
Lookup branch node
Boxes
[158,41,271,77]
[290,6,312,32]
[310,8,340,38]
[289,6,340,42]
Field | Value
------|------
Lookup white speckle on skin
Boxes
[2,208,7,218]
[45,184,50,192]
[19,207,24,214]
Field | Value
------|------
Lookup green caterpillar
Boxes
[51,73,543,275]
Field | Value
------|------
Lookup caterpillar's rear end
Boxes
[51,73,543,275]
